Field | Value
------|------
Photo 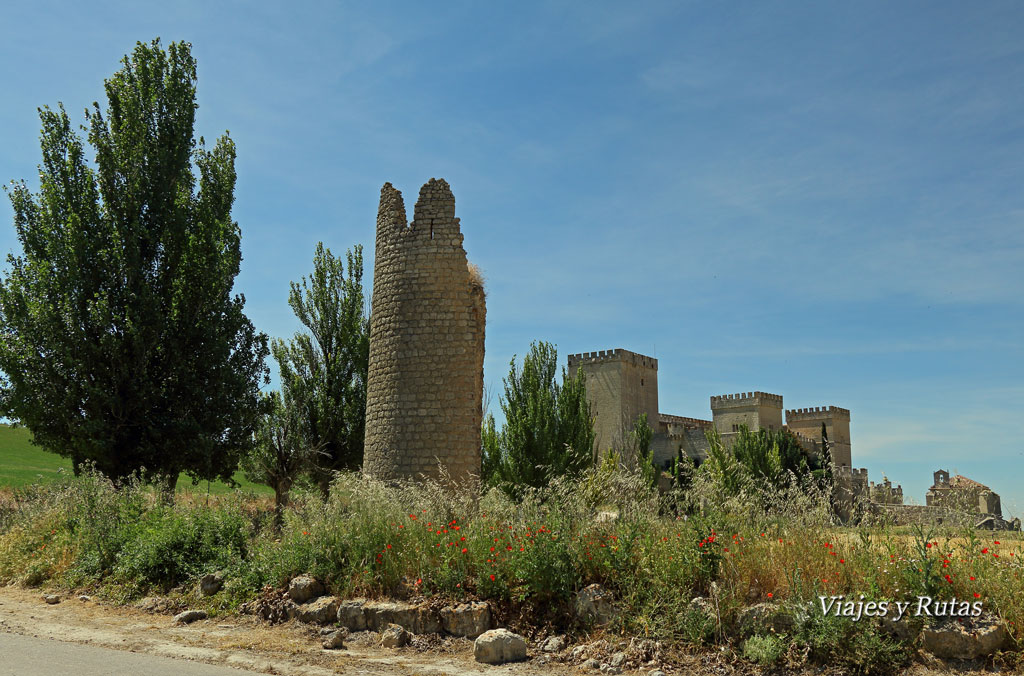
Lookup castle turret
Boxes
[567,349,659,455]
[710,391,784,435]
[363,180,486,483]
[785,406,852,468]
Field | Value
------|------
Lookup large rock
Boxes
[440,601,492,638]
[288,575,325,603]
[364,600,441,634]
[295,596,340,625]
[198,572,223,596]
[575,584,615,625]
[474,628,528,664]
[922,614,1011,659]
[337,599,369,631]
[381,623,410,648]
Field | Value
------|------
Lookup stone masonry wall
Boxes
[363,179,485,483]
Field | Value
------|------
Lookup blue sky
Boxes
[2,2,1022,514]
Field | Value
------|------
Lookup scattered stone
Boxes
[571,645,588,661]
[173,609,208,625]
[440,601,492,638]
[322,629,347,650]
[609,651,627,667]
[600,664,622,675]
[287,575,325,604]
[649,671,667,676]
[381,623,410,648]
[337,599,368,631]
[474,628,528,665]
[541,635,566,653]
[688,596,716,621]
[77,595,91,602]
[198,572,223,596]
[42,594,60,605]
[295,596,340,625]
[922,613,1011,659]
[137,597,168,613]
[575,584,615,625]
[582,658,601,669]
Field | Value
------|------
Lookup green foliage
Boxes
[730,425,815,488]
[272,243,369,485]
[481,341,594,491]
[0,39,268,486]
[742,633,786,666]
[629,413,658,488]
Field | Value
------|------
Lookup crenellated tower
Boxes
[785,406,851,467]
[362,179,486,483]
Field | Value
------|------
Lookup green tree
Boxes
[241,391,318,526]
[482,341,594,491]
[628,413,658,488]
[272,243,369,494]
[0,39,269,490]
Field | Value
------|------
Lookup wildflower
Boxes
[839,559,844,564]
[982,548,989,554]
[767,593,773,598]
[416,578,422,585]
[995,541,1000,545]
[926,543,932,549]
[974,592,981,598]
[461,548,468,554]
[970,576,976,581]
[489,574,495,581]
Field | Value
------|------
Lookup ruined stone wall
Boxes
[363,179,485,483]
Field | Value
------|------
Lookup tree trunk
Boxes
[273,480,291,530]
[157,473,178,505]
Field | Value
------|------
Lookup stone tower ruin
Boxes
[363,179,486,483]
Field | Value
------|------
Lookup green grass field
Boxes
[0,424,272,495]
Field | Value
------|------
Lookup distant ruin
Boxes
[362,179,485,483]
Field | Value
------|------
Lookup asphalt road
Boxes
[0,632,267,676]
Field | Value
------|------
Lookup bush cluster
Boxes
[1,466,1021,675]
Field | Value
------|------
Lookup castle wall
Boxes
[568,349,659,455]
[363,179,485,483]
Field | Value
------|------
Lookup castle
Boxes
[362,179,486,483]
[568,347,1015,528]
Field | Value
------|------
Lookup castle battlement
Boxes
[710,391,783,407]
[786,405,850,420]
[567,348,658,370]
[659,413,713,429]
[835,466,868,479]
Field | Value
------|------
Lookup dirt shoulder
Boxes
[0,586,989,676]
[0,586,573,676]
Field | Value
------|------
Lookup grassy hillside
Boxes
[0,424,271,495]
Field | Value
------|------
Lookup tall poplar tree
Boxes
[0,39,269,488]
[482,341,594,491]
[272,243,369,493]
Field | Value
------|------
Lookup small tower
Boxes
[784,406,852,468]
[567,349,659,455]
[710,392,784,436]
